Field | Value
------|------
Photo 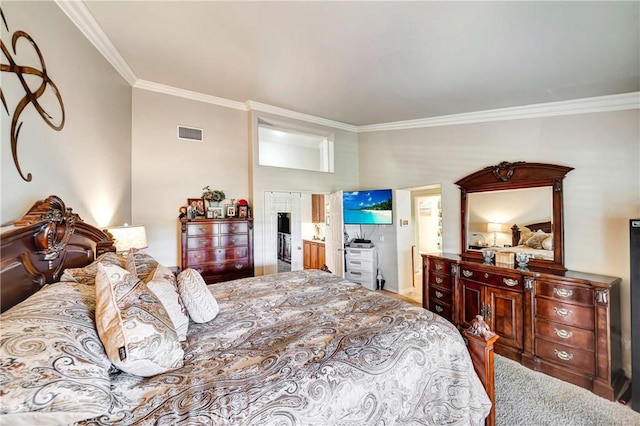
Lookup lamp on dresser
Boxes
[105,224,148,255]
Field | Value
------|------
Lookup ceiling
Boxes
[79,1,639,127]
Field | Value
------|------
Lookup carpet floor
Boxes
[495,355,640,425]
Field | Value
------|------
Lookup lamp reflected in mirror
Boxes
[487,222,502,247]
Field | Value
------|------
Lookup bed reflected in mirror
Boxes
[467,187,553,259]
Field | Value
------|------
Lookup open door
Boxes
[325,191,344,277]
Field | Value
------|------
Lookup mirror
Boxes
[456,161,573,272]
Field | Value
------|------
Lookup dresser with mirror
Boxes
[423,161,624,401]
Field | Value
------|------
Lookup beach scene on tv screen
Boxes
[343,190,392,224]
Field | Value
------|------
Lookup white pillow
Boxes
[145,264,189,341]
[177,268,219,323]
[95,263,184,376]
[542,235,554,251]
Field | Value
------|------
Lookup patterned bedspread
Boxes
[79,270,490,425]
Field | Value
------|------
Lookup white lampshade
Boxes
[106,224,148,253]
[487,222,502,233]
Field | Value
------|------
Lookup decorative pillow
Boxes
[95,263,184,377]
[145,264,189,341]
[526,230,549,249]
[0,281,112,424]
[518,230,535,246]
[60,251,126,285]
[542,235,554,251]
[177,268,219,323]
[125,248,159,282]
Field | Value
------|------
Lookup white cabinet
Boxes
[345,246,378,290]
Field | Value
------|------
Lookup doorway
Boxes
[410,185,442,303]
[264,191,303,275]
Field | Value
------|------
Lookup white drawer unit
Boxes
[345,246,378,290]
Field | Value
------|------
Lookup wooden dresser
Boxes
[180,218,254,284]
[423,253,624,401]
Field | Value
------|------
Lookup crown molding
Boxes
[245,101,358,132]
[55,0,137,86]
[357,92,640,132]
[58,1,638,134]
[134,80,247,111]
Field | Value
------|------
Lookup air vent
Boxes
[177,125,203,142]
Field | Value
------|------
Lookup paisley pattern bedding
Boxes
[80,270,491,425]
[1,270,490,425]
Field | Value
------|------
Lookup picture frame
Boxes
[226,205,236,218]
[211,207,223,219]
[187,198,205,216]
[206,210,215,219]
[238,205,248,218]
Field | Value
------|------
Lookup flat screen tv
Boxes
[343,189,393,225]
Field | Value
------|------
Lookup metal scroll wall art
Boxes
[0,7,65,182]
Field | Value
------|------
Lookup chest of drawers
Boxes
[345,246,378,290]
[180,218,254,284]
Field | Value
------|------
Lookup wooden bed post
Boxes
[463,315,499,426]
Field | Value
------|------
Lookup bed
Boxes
[0,196,496,425]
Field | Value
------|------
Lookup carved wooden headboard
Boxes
[0,195,115,312]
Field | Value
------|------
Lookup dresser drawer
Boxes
[219,222,248,234]
[535,339,595,375]
[429,258,450,274]
[535,281,593,306]
[345,258,373,271]
[187,222,218,236]
[429,300,452,318]
[193,260,251,275]
[345,249,375,262]
[429,285,452,305]
[428,271,452,289]
[459,266,522,290]
[535,319,595,350]
[346,269,374,283]
[187,236,217,249]
[535,298,594,330]
[219,234,248,246]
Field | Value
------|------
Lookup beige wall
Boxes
[357,109,640,375]
[131,89,249,266]
[1,1,132,227]
[249,111,360,274]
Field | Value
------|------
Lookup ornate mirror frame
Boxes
[456,161,573,272]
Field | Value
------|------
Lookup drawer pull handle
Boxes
[554,288,574,298]
[503,278,518,287]
[199,227,207,232]
[351,271,362,276]
[194,254,202,259]
[231,238,238,243]
[462,270,473,277]
[435,263,443,271]
[435,276,444,284]
[351,261,362,265]
[435,290,443,299]
[553,307,571,317]
[554,328,573,339]
[435,305,444,313]
[235,264,244,270]
[200,240,207,246]
[554,349,574,361]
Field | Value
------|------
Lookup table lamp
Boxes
[105,224,148,255]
